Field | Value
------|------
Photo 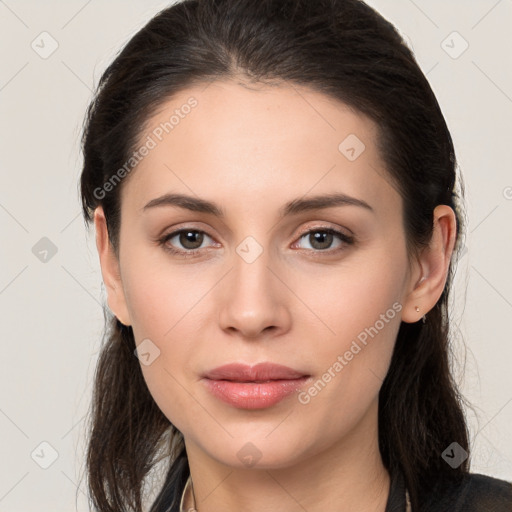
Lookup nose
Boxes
[217,247,292,340]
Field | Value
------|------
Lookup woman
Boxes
[79,0,512,510]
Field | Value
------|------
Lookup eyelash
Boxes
[157,226,355,259]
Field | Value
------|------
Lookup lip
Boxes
[203,362,307,381]
[201,362,311,409]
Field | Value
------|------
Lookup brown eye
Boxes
[295,228,354,252]
[308,231,334,250]
[175,230,205,250]
[158,229,216,256]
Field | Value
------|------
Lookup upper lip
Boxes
[203,362,308,381]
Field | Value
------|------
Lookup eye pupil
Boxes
[180,230,203,249]
[310,231,333,250]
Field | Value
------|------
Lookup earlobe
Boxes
[93,207,132,326]
[401,205,457,324]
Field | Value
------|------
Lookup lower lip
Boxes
[202,377,310,409]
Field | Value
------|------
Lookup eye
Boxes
[293,227,354,253]
[158,229,217,257]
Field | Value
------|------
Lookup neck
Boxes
[184,399,391,512]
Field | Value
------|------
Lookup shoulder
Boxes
[460,473,512,510]
[422,472,512,512]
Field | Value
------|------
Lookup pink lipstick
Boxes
[201,362,310,409]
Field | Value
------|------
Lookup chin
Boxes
[194,429,314,470]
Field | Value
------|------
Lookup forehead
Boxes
[122,79,400,219]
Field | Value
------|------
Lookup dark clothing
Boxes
[385,469,512,511]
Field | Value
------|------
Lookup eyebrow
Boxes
[142,192,374,217]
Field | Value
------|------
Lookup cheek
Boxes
[296,258,405,346]
[122,251,208,338]
[294,273,402,443]
[121,257,216,428]
[291,251,406,403]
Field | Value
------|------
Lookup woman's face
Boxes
[98,79,423,469]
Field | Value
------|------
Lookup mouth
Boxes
[201,362,311,409]
[202,361,308,381]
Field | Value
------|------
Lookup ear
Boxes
[93,206,132,326]
[401,205,457,323]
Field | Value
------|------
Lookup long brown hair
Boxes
[79,0,471,510]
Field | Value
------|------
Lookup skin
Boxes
[94,79,456,512]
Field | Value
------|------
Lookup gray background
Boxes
[0,0,511,510]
